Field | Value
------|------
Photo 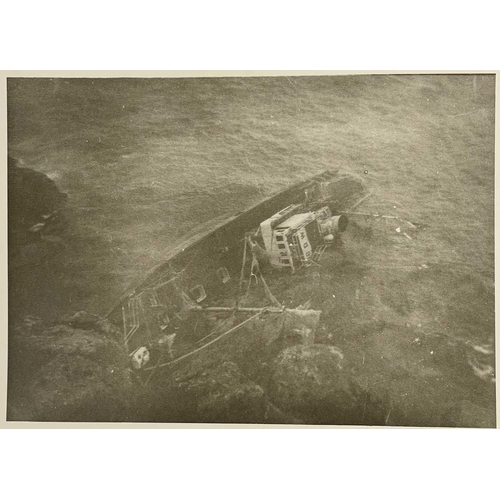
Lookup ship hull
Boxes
[107,169,366,375]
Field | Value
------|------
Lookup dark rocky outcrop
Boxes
[446,400,496,428]
[8,156,67,254]
[268,344,387,425]
[128,361,269,424]
[7,312,132,422]
[8,157,70,321]
[177,361,266,423]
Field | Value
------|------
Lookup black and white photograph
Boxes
[5,73,496,427]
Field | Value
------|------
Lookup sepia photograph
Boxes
[5,73,496,426]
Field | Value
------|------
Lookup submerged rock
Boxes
[9,157,70,321]
[8,157,67,253]
[8,311,132,422]
[61,310,118,337]
[269,344,386,425]
[8,157,67,229]
[176,361,266,423]
[447,400,496,428]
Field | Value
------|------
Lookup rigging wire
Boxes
[144,309,266,376]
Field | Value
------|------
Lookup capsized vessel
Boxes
[107,169,366,383]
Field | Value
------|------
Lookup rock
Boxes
[446,400,496,428]
[29,352,131,422]
[8,158,70,320]
[7,312,132,422]
[61,310,121,339]
[20,315,44,333]
[269,344,386,425]
[176,362,266,423]
[61,310,101,329]
[281,309,321,345]
[8,157,67,235]
[263,399,303,424]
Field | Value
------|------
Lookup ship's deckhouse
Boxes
[259,205,348,270]
[260,209,321,270]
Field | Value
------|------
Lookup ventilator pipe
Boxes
[320,214,349,236]
[332,214,349,232]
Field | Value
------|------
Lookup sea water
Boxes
[8,75,496,403]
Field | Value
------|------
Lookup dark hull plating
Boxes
[108,170,366,366]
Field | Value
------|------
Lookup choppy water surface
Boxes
[8,75,496,424]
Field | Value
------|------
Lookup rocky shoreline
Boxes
[7,158,495,426]
[8,310,389,424]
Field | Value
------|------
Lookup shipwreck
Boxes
[107,169,367,385]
